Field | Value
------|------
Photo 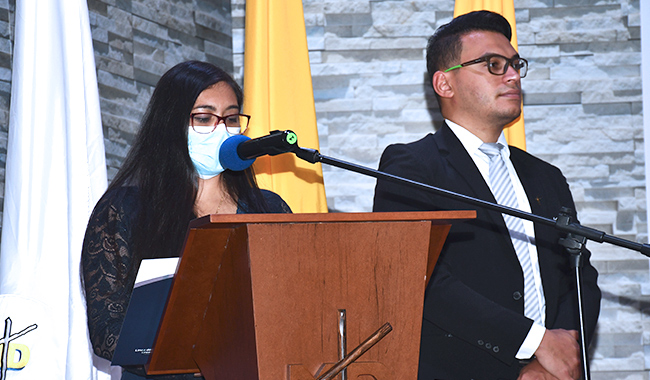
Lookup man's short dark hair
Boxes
[426,11,512,84]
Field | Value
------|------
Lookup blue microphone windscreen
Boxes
[219,134,256,171]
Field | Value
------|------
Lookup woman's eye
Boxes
[225,115,240,126]
[193,115,214,125]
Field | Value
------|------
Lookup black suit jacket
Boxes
[373,124,601,380]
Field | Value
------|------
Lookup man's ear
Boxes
[432,71,454,99]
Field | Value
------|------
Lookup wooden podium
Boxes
[145,211,474,380]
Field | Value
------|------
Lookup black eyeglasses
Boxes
[444,54,528,78]
[189,113,251,135]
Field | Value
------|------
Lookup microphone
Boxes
[219,135,256,171]
[219,130,299,171]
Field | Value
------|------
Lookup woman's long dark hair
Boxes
[109,60,270,261]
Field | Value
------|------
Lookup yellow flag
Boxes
[243,0,328,213]
[454,0,526,151]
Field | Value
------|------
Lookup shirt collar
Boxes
[445,119,510,159]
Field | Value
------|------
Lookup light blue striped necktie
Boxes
[479,143,542,324]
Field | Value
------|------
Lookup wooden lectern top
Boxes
[193,210,476,226]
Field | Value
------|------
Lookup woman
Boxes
[81,61,290,378]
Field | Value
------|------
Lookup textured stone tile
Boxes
[0,20,9,39]
[368,37,428,50]
[132,0,170,25]
[524,91,581,105]
[315,98,372,112]
[232,28,244,54]
[195,12,230,35]
[96,56,135,79]
[132,16,169,42]
[323,1,370,14]
[97,69,138,94]
[324,35,371,50]
[108,6,133,38]
[325,24,369,37]
[365,24,435,38]
[590,351,646,371]
[114,0,131,12]
[205,40,232,60]
[91,25,110,44]
[88,0,109,15]
[168,29,204,51]
[583,102,635,116]
[307,26,325,50]
[325,13,372,27]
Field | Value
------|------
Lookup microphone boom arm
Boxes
[292,145,650,257]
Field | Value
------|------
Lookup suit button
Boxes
[478,340,484,346]
[485,343,492,349]
[493,346,499,353]
[513,291,522,300]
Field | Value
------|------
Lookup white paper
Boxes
[134,258,180,288]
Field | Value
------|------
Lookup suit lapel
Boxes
[433,124,511,230]
[433,124,495,201]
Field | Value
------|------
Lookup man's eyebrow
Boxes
[481,53,521,59]
[477,52,521,59]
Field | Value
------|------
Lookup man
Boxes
[373,11,601,380]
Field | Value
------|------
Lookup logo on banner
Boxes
[0,317,37,380]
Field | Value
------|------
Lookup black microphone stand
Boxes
[283,140,650,380]
[556,209,591,379]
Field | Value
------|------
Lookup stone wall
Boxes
[0,0,235,191]
[518,4,648,377]
[88,0,235,180]
[0,0,647,378]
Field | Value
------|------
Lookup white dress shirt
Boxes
[446,120,546,359]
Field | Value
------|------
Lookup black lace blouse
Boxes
[81,186,291,363]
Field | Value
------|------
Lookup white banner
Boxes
[0,0,108,379]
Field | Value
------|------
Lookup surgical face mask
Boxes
[188,126,231,179]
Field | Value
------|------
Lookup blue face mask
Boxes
[188,127,231,179]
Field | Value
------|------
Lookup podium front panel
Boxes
[244,220,433,380]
